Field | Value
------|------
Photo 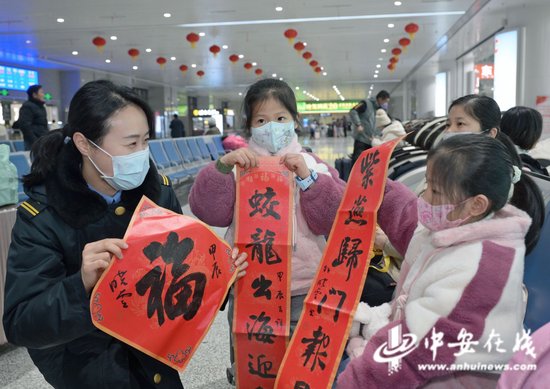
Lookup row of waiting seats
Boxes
[1,140,25,152]
[8,135,227,203]
[148,135,226,184]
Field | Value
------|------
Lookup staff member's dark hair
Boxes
[24,80,154,188]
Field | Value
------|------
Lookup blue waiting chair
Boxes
[206,142,219,160]
[211,135,226,155]
[186,138,209,163]
[523,172,550,332]
[12,140,25,152]
[195,137,213,160]
[161,139,198,176]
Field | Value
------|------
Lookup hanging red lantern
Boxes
[302,51,312,60]
[404,23,419,39]
[255,68,263,76]
[128,48,140,61]
[399,37,411,51]
[196,70,205,78]
[391,48,402,56]
[156,57,167,69]
[389,57,399,64]
[387,63,395,72]
[186,32,200,48]
[293,42,305,52]
[179,64,188,75]
[243,62,253,70]
[283,28,298,43]
[229,54,239,63]
[314,67,322,74]
[309,60,318,68]
[209,45,221,57]
[92,36,106,53]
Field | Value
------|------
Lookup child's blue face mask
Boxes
[251,121,295,154]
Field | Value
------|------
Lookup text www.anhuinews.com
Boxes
[417,362,537,372]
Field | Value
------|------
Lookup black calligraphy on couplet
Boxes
[109,270,132,308]
[245,228,282,265]
[209,244,221,279]
[294,382,311,389]
[301,326,331,372]
[247,311,276,344]
[332,237,364,281]
[135,232,207,326]
[317,287,347,323]
[248,187,281,220]
[344,195,368,226]
[360,149,380,189]
[252,275,273,300]
[248,353,277,378]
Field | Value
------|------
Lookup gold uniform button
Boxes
[153,373,162,384]
[114,206,126,216]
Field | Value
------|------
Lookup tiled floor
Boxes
[0,136,353,388]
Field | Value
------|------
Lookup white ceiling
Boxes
[0,0,475,101]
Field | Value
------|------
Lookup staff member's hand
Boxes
[356,125,364,132]
[231,248,249,282]
[81,238,128,294]
[220,148,258,169]
[280,153,310,179]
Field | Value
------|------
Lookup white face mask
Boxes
[87,139,150,191]
[251,121,295,154]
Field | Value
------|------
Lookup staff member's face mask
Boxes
[88,140,150,191]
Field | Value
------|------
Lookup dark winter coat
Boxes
[17,98,48,150]
[3,158,184,388]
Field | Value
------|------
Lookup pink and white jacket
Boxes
[337,179,531,389]
[188,135,346,295]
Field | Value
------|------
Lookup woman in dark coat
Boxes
[3,80,246,388]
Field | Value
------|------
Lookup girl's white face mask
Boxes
[87,139,150,191]
[251,121,295,154]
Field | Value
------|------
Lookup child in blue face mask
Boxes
[189,78,347,383]
[337,134,544,389]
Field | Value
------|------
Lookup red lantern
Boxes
[391,48,402,56]
[314,67,322,74]
[255,68,263,76]
[209,45,221,57]
[92,36,106,53]
[389,57,399,64]
[243,62,253,70]
[283,28,298,43]
[196,70,205,78]
[302,51,312,60]
[128,48,140,61]
[186,33,200,48]
[179,64,188,75]
[156,57,167,69]
[405,23,419,39]
[399,37,411,51]
[387,63,395,72]
[309,60,318,67]
[293,42,305,52]
[229,54,239,63]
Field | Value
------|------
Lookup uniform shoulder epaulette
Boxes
[18,199,47,219]
[159,174,171,186]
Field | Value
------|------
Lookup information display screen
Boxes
[0,65,39,91]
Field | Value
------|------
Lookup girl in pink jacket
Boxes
[188,79,346,383]
[338,134,544,388]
